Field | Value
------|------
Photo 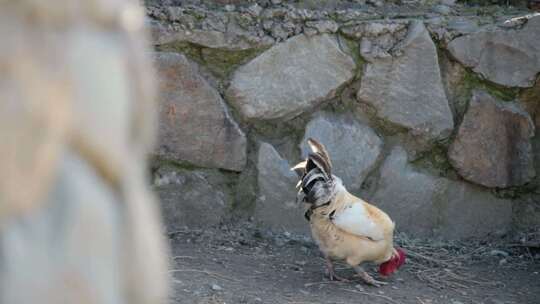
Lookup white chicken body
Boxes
[294,138,404,286]
[308,188,394,266]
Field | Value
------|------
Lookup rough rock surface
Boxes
[300,113,383,190]
[370,146,444,236]
[154,52,247,171]
[153,166,230,230]
[256,142,308,234]
[439,52,468,122]
[439,180,513,239]
[513,199,540,230]
[449,90,535,188]
[150,20,274,50]
[226,34,355,120]
[304,20,339,35]
[370,146,512,238]
[447,15,540,88]
[145,2,540,238]
[357,21,454,141]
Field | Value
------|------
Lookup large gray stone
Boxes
[154,52,247,171]
[226,34,355,120]
[256,142,308,234]
[448,90,535,188]
[300,113,383,190]
[370,147,444,236]
[357,21,454,141]
[369,146,512,239]
[439,180,513,239]
[447,15,540,88]
[153,166,230,231]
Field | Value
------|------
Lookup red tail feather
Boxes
[378,248,406,276]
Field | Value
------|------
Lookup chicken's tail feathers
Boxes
[307,138,332,173]
[291,138,339,207]
[290,139,333,181]
[306,152,331,180]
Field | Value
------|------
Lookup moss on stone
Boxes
[337,34,364,77]
[156,41,267,79]
[491,184,538,199]
[411,144,456,178]
[156,41,203,62]
[200,47,266,79]
[461,69,521,102]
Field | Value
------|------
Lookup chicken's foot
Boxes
[325,258,349,282]
[353,266,387,287]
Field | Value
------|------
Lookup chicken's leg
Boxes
[325,257,349,282]
[353,266,387,287]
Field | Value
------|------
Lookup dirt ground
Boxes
[167,224,540,304]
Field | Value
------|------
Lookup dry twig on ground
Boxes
[396,233,504,291]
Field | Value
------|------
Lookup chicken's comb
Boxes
[307,138,332,170]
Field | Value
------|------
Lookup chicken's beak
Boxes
[290,161,307,178]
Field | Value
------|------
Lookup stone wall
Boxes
[147,0,540,239]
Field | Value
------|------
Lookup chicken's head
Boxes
[379,247,406,276]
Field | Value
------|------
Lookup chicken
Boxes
[292,138,405,286]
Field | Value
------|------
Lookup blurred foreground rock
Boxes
[0,1,169,303]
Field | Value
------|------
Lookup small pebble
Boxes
[304,27,318,37]
[441,0,457,5]
[433,4,451,15]
[499,258,508,266]
[247,4,262,16]
[211,284,222,291]
[490,249,509,257]
[367,0,383,7]
[355,284,365,292]
[224,4,235,12]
